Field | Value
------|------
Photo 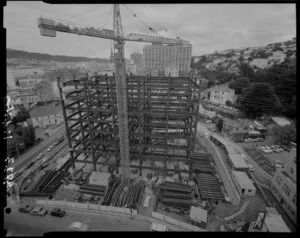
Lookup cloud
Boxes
[4,3,296,58]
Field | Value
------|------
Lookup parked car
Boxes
[18,204,34,213]
[274,160,283,168]
[68,222,89,231]
[47,145,54,152]
[50,208,66,217]
[30,206,48,216]
[36,153,44,160]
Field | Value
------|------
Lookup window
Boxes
[248,189,252,193]
[290,168,294,175]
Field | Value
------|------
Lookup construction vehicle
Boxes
[37,4,190,185]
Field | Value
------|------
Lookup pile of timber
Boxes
[159,182,196,210]
[102,178,145,209]
[195,173,225,201]
[190,152,215,174]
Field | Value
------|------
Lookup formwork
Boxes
[58,74,200,176]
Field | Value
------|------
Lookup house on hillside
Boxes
[30,103,63,128]
[207,84,237,105]
[270,117,291,127]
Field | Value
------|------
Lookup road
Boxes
[4,202,151,235]
[11,124,66,172]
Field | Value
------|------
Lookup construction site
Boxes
[10,4,291,232]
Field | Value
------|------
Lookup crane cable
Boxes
[62,5,102,22]
[121,4,166,38]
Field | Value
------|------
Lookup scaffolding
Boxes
[58,74,200,176]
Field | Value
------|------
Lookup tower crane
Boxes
[37,4,190,184]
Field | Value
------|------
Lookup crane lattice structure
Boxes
[37,4,192,184]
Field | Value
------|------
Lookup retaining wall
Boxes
[197,133,241,205]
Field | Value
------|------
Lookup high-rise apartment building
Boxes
[143,43,192,77]
[130,52,143,75]
[130,52,143,66]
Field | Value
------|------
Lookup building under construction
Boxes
[58,74,200,177]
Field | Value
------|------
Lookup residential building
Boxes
[165,66,179,77]
[249,58,269,68]
[7,68,16,88]
[222,118,251,135]
[130,52,143,67]
[270,152,296,224]
[207,84,237,105]
[35,80,56,103]
[143,43,192,77]
[125,60,137,75]
[270,117,291,127]
[231,171,256,197]
[268,51,286,63]
[12,67,45,78]
[30,103,64,128]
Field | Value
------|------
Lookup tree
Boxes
[12,106,30,126]
[22,125,36,147]
[273,125,296,146]
[286,49,294,58]
[228,77,250,94]
[225,100,232,107]
[216,119,224,132]
[207,80,215,88]
[239,83,281,118]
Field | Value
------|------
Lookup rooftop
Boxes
[190,206,208,223]
[258,211,290,232]
[229,153,249,169]
[232,171,256,190]
[29,103,62,118]
[270,117,291,127]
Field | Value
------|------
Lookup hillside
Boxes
[191,37,296,75]
[7,48,109,63]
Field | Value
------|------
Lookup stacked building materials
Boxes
[78,184,106,197]
[195,173,225,201]
[191,152,215,174]
[159,182,196,211]
[102,178,145,209]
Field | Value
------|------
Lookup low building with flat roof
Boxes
[228,153,250,171]
[270,117,291,127]
[189,206,208,229]
[232,171,256,197]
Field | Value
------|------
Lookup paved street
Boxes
[5,202,151,235]
[11,123,66,172]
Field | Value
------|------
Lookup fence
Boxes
[151,212,207,231]
[35,199,137,218]
[197,133,241,205]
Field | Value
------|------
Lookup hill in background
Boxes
[7,48,110,63]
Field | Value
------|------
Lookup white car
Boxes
[248,164,254,172]
[68,222,89,231]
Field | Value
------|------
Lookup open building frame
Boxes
[58,74,200,177]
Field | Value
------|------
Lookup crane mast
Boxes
[113,4,130,184]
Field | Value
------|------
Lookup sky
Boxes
[4,2,296,59]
